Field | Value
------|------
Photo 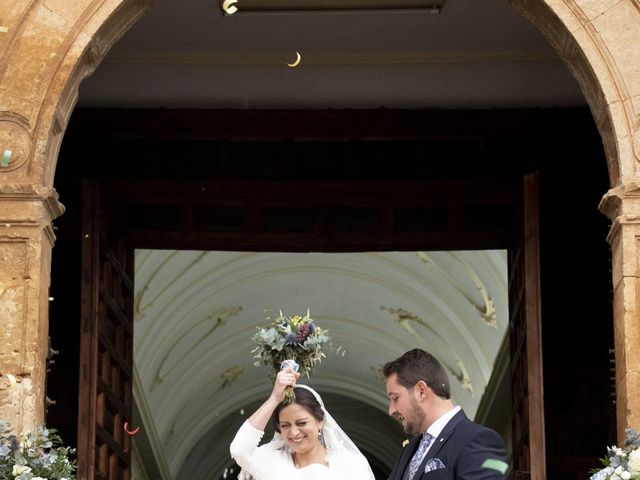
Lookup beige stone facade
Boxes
[0,0,639,448]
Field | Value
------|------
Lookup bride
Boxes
[230,367,375,480]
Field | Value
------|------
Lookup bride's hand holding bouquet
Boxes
[268,368,300,405]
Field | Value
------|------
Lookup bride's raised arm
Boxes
[247,368,299,431]
[229,368,300,478]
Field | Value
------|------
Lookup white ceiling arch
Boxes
[133,249,508,479]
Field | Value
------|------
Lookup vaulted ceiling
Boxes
[133,250,509,479]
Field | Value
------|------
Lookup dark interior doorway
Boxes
[47,107,614,479]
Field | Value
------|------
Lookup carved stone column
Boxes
[600,181,640,439]
[0,183,64,432]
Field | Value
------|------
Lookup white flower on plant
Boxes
[608,465,632,480]
[40,451,56,467]
[0,444,10,457]
[591,429,640,480]
[2,420,76,480]
[628,448,640,475]
[12,465,32,476]
[590,466,614,480]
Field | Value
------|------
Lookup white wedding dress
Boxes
[230,386,375,480]
[230,420,374,480]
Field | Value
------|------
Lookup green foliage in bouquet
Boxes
[0,418,76,480]
[251,310,330,403]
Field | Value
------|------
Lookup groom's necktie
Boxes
[406,432,435,480]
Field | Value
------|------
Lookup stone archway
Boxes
[0,0,639,443]
[507,0,640,440]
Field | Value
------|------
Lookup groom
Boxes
[384,349,508,480]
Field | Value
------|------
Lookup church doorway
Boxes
[26,1,619,479]
[46,106,613,480]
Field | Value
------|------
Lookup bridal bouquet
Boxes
[252,310,330,403]
[589,428,640,480]
[0,419,76,480]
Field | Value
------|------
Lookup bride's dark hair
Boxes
[273,387,325,432]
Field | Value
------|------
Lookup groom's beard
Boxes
[400,397,426,435]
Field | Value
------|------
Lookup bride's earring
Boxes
[318,429,326,448]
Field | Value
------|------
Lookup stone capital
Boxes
[0,184,65,246]
[599,178,640,219]
[599,179,640,248]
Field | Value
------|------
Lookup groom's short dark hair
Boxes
[383,348,451,399]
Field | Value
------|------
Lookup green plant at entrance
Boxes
[0,419,76,480]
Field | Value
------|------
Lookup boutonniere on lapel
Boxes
[402,439,410,448]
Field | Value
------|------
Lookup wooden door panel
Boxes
[509,173,546,479]
[78,180,134,480]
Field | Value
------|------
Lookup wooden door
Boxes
[508,173,546,479]
[78,180,134,480]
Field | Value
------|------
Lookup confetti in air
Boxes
[222,0,238,14]
[287,52,301,68]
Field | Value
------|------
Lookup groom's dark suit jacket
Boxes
[387,410,508,480]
